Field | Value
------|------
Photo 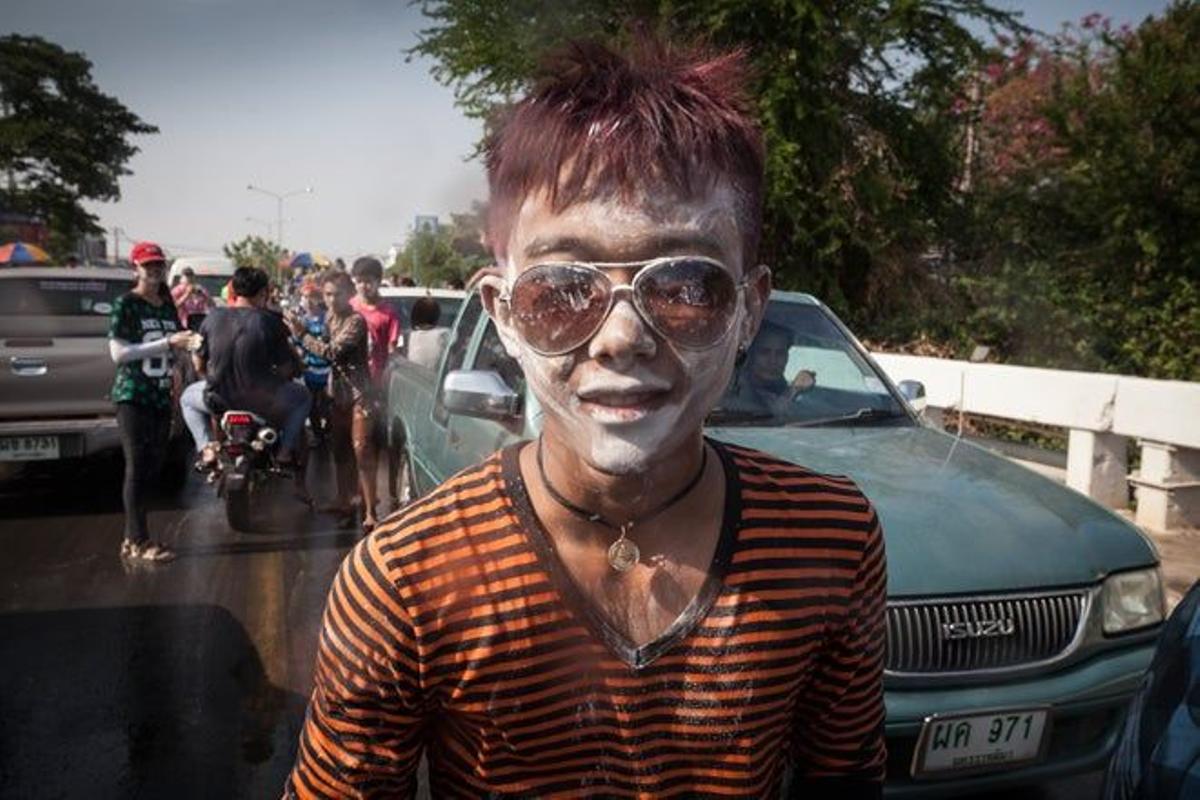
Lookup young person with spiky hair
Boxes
[287,35,886,799]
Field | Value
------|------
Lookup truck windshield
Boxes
[0,277,130,317]
[708,299,910,428]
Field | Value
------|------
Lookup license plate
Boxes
[0,435,60,461]
[912,707,1051,778]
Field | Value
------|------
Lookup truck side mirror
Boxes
[897,379,927,413]
[442,369,522,420]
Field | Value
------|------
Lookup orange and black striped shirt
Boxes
[287,440,887,798]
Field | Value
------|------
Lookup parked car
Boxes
[385,289,1165,796]
[0,266,192,481]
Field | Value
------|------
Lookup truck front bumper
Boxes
[883,641,1155,797]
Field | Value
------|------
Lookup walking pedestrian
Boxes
[287,270,377,532]
[108,241,197,563]
[294,279,331,442]
[287,34,886,799]
[348,256,403,512]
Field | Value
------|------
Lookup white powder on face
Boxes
[488,187,761,476]
[512,294,747,476]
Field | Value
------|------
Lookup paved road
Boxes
[0,452,1105,799]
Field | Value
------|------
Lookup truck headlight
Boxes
[1102,567,1165,635]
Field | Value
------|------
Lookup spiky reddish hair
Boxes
[484,36,765,266]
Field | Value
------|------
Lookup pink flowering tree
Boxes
[952,5,1199,380]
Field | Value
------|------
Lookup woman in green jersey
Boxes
[108,242,197,562]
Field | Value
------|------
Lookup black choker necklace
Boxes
[535,439,709,573]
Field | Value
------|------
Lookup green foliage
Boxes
[389,204,491,286]
[410,0,1020,328]
[0,35,157,258]
[223,235,287,279]
[411,2,1199,381]
[959,3,1200,380]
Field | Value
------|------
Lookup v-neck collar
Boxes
[501,438,742,671]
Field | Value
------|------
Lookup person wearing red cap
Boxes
[108,242,198,562]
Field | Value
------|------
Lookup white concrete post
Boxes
[1132,441,1200,531]
[1066,429,1129,509]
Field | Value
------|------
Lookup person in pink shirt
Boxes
[349,257,401,380]
[170,267,214,330]
[349,256,403,513]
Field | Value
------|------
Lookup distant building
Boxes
[78,235,107,263]
[0,211,49,246]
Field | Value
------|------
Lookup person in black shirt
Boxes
[180,267,311,466]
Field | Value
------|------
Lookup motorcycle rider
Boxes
[180,266,311,470]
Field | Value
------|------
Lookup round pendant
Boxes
[607,537,640,572]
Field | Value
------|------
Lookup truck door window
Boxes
[473,322,526,402]
[433,293,484,425]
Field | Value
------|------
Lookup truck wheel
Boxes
[225,483,253,531]
[396,446,414,507]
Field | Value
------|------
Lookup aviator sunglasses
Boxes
[499,256,759,356]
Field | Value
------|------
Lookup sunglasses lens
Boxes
[639,259,739,348]
[508,265,610,354]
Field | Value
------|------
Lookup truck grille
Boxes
[886,590,1090,675]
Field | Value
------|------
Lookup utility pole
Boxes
[412,214,439,287]
[957,77,981,195]
[415,237,423,286]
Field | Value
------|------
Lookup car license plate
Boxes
[0,435,60,461]
[912,708,1050,778]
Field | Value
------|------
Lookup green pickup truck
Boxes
[385,289,1164,796]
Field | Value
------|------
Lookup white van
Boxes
[168,256,236,305]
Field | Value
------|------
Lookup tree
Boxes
[389,204,491,286]
[410,0,1020,328]
[223,235,287,279]
[0,35,157,257]
[956,4,1200,380]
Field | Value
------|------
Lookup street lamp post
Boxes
[246,184,312,250]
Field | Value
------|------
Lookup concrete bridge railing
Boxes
[871,353,1200,532]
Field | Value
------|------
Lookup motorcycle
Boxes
[202,409,291,532]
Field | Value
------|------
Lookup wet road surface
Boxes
[0,450,357,799]
[0,451,1105,799]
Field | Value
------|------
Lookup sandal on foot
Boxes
[195,443,221,472]
[361,518,378,535]
[123,540,176,563]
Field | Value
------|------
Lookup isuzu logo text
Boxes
[940,619,1016,640]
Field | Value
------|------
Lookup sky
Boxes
[4,0,1174,261]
